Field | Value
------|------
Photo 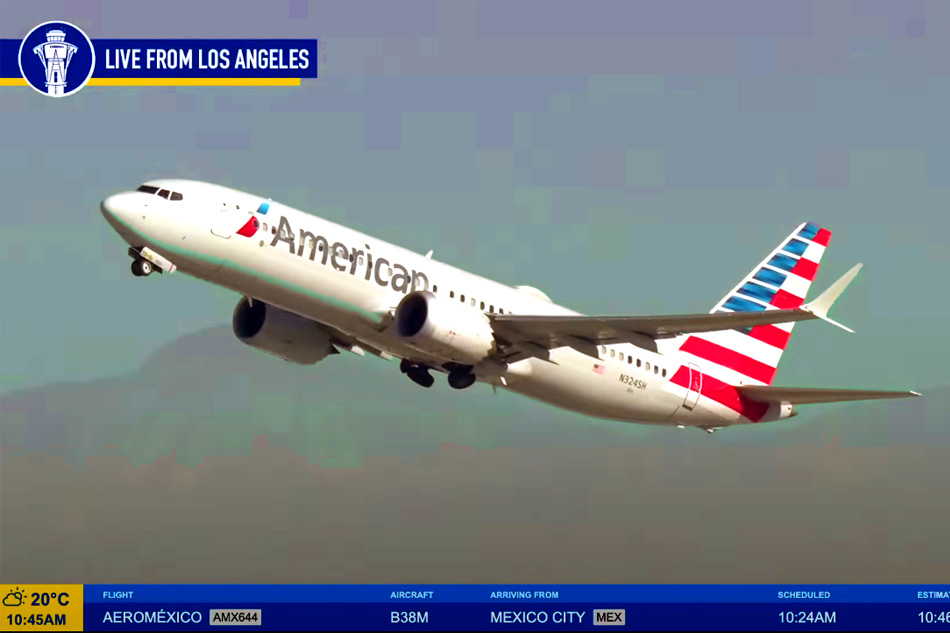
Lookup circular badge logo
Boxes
[18,21,95,98]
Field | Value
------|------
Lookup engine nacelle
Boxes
[232,297,335,365]
[395,291,495,365]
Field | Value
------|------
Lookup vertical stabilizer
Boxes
[676,222,831,386]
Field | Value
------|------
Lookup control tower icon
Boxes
[32,29,78,96]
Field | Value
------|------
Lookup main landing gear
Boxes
[399,360,478,390]
[401,359,435,389]
[447,367,476,390]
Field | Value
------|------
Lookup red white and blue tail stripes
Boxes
[675,222,830,389]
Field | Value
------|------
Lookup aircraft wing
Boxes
[490,264,863,354]
[736,386,921,404]
[491,308,820,343]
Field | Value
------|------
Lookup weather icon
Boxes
[3,587,25,607]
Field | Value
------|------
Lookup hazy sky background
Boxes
[1,0,947,583]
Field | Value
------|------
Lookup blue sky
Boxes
[2,1,948,397]
[1,0,948,582]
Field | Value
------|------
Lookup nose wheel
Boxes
[131,258,153,277]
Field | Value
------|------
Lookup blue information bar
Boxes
[86,584,950,603]
[74,585,950,631]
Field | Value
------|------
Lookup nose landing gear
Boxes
[127,246,175,278]
[131,258,153,277]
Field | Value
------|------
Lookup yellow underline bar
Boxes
[1,77,301,87]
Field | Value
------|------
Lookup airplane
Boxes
[99,179,920,433]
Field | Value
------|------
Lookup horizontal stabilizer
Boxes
[737,385,921,405]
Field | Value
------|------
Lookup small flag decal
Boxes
[593,363,606,375]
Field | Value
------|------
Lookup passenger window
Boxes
[170,191,183,201]
[600,346,606,354]
[654,366,659,374]
[627,356,633,364]
[499,308,504,314]
[450,290,454,298]
[610,349,615,358]
[433,285,438,293]
[461,294,465,303]
[662,369,667,377]
[471,298,476,307]
[637,359,642,368]
[158,189,170,199]
[262,223,268,231]
[480,301,485,310]
[271,226,277,235]
[358,256,364,265]
[619,352,624,361]
[490,305,494,312]
[645,362,651,371]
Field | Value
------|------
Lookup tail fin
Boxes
[676,222,831,386]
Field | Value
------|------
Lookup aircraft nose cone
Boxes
[100,195,114,217]
[100,192,135,229]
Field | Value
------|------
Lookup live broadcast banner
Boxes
[2,584,948,631]
[1,25,317,92]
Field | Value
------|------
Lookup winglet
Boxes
[803,263,862,333]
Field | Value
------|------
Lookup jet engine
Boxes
[395,291,496,365]
[232,297,337,365]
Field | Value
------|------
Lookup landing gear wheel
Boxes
[448,370,477,390]
[407,366,435,388]
[131,259,152,277]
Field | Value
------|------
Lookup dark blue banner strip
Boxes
[85,584,950,603]
[84,602,950,632]
[1,38,318,78]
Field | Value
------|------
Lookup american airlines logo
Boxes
[262,215,430,295]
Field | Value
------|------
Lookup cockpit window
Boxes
[136,185,184,200]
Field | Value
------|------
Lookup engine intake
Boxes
[395,291,495,365]
[232,298,336,365]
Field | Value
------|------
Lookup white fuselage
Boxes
[100,179,781,428]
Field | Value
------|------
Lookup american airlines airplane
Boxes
[99,180,919,432]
